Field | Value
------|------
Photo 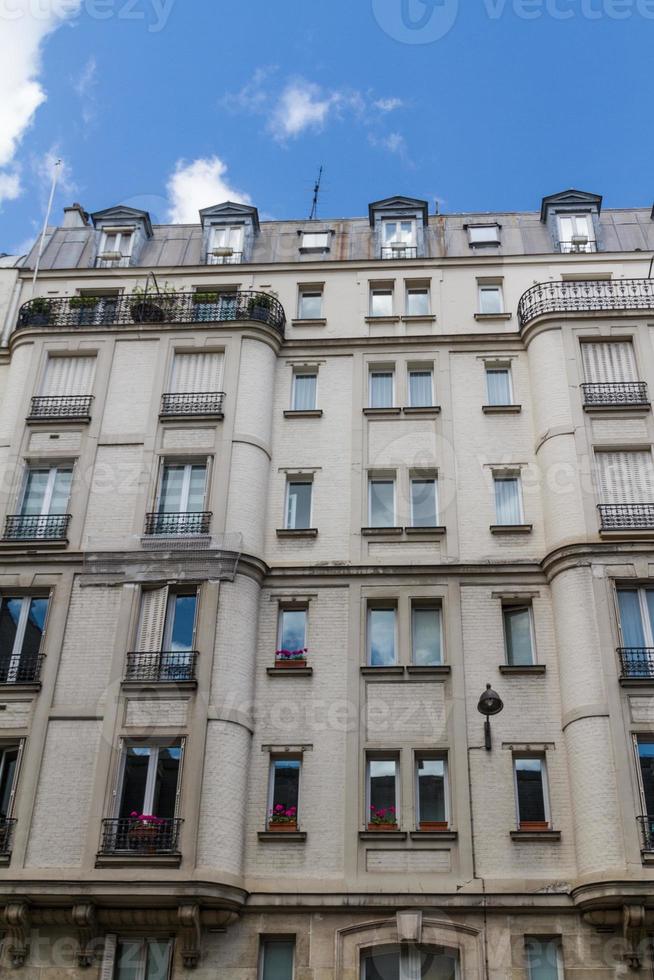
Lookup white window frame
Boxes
[113,739,184,819]
[382,219,417,248]
[291,372,318,411]
[478,283,504,315]
[366,754,399,822]
[259,938,296,980]
[369,369,395,408]
[0,741,24,819]
[525,938,564,980]
[414,752,449,826]
[267,756,302,823]
[209,224,244,258]
[161,589,198,652]
[369,288,394,318]
[361,945,460,980]
[632,734,654,816]
[513,754,551,828]
[502,603,536,666]
[285,479,313,530]
[156,460,208,514]
[297,288,324,320]
[407,368,434,407]
[411,602,443,665]
[493,474,524,525]
[467,224,501,247]
[405,286,430,317]
[20,464,73,517]
[557,213,594,251]
[617,587,654,646]
[485,365,514,406]
[366,604,398,666]
[113,937,174,980]
[300,231,330,253]
[409,476,438,527]
[98,229,134,267]
[368,477,396,528]
[0,595,48,682]
[277,607,307,651]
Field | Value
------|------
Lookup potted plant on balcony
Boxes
[368,806,398,831]
[128,812,166,852]
[274,647,308,669]
[130,283,182,323]
[247,291,275,322]
[268,804,298,832]
[22,297,52,326]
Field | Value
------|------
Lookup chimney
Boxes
[62,203,89,228]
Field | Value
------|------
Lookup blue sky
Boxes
[1,0,653,253]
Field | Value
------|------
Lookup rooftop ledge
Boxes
[518,278,654,331]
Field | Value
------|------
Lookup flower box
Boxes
[268,821,298,833]
[367,823,398,832]
[275,648,308,668]
[275,658,307,669]
[519,821,549,832]
[419,821,449,832]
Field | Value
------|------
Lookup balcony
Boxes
[0,817,16,857]
[160,391,225,419]
[27,395,94,422]
[0,654,43,687]
[3,514,71,542]
[618,648,654,683]
[559,239,597,254]
[205,250,243,265]
[380,245,418,260]
[598,504,654,532]
[95,255,131,268]
[518,279,654,331]
[581,382,649,409]
[638,815,654,851]
[17,290,286,337]
[124,651,198,685]
[98,817,182,857]
[143,511,212,536]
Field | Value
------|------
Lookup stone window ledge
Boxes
[490,524,533,535]
[283,410,323,419]
[404,526,446,537]
[409,830,458,841]
[499,664,546,676]
[95,854,182,868]
[360,666,405,677]
[482,405,522,414]
[257,831,307,843]
[474,313,513,321]
[510,830,561,842]
[291,318,327,327]
[276,528,319,539]
[359,831,408,841]
[363,407,402,417]
[403,406,441,416]
[361,526,403,537]
[266,666,313,677]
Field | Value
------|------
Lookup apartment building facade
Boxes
[0,190,654,978]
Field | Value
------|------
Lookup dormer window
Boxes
[96,228,134,268]
[540,189,602,254]
[207,225,244,265]
[369,197,428,260]
[466,223,501,248]
[299,231,331,254]
[557,213,596,253]
[381,219,417,259]
[91,205,153,269]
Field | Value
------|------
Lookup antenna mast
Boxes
[309,165,323,220]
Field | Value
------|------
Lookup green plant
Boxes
[29,297,51,314]
[193,292,220,304]
[69,295,99,309]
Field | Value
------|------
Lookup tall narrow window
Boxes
[370,288,394,317]
[131,586,198,683]
[117,742,182,820]
[381,219,416,258]
[558,213,594,252]
[369,370,394,408]
[40,355,96,397]
[486,367,513,406]
[268,758,301,828]
[478,284,504,315]
[285,480,312,530]
[412,604,442,666]
[169,352,223,393]
[367,606,397,666]
[260,940,295,980]
[369,478,395,528]
[208,224,244,263]
[525,938,563,980]
[493,476,523,525]
[298,288,323,319]
[367,757,399,828]
[636,737,654,825]
[0,596,48,684]
[617,588,654,679]
[410,477,438,527]
[278,608,307,654]
[292,373,317,411]
[157,461,207,515]
[581,340,637,384]
[0,744,21,821]
[97,229,133,268]
[408,369,433,407]
[596,451,654,507]
[416,755,448,828]
[514,756,549,829]
[114,939,173,980]
[406,287,430,316]
[21,465,72,517]
[503,605,535,666]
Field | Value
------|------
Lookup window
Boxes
[617,588,654,647]
[416,755,447,827]
[133,587,197,681]
[486,367,513,406]
[408,369,433,408]
[514,756,549,829]
[635,737,654,818]
[300,231,330,252]
[208,224,244,263]
[557,213,595,252]
[292,373,317,411]
[97,229,133,267]
[369,370,394,408]
[581,340,637,384]
[412,604,442,666]
[362,946,458,980]
[410,477,438,528]
[367,756,398,824]
[260,940,295,980]
[406,287,430,316]
[169,351,223,394]
[369,478,395,528]
[370,288,394,318]
[0,744,21,821]
[595,451,654,506]
[381,220,417,257]
[493,476,523,525]
[524,938,563,980]
[0,596,48,683]
[367,606,397,666]
[478,284,504,315]
[268,758,301,826]
[278,608,307,653]
[285,480,312,530]
[298,288,323,319]
[116,741,182,820]
[467,224,500,247]
[503,605,534,666]
[113,939,173,980]
[40,355,95,397]
[157,461,207,514]
[20,465,72,517]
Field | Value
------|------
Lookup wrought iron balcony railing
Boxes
[559,240,597,254]
[95,255,131,268]
[27,395,94,421]
[144,511,212,536]
[618,648,654,680]
[160,392,225,418]
[125,651,198,683]
[0,817,16,855]
[0,655,43,685]
[206,251,244,265]
[638,815,654,850]
[98,817,183,855]
[17,290,286,336]
[3,514,71,541]
[581,382,649,408]
[518,279,654,331]
[598,504,654,531]
[380,245,418,260]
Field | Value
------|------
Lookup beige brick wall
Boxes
[53,581,122,708]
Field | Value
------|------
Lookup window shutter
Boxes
[581,341,637,383]
[170,352,223,393]
[596,451,654,504]
[5,740,25,818]
[174,737,186,818]
[136,587,168,652]
[41,356,96,396]
[99,934,117,980]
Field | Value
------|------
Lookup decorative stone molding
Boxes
[72,904,97,968]
[2,902,30,968]
[623,904,646,971]
[396,910,422,944]
[178,905,202,969]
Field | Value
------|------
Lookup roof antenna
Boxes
[309,165,323,221]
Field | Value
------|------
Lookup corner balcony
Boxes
[3,514,71,542]
[160,391,225,419]
[0,818,16,861]
[124,651,198,686]
[143,511,212,537]
[618,648,654,686]
[97,817,182,865]
[598,504,654,534]
[17,290,286,337]
[581,382,649,410]
[27,394,94,422]
[518,279,654,331]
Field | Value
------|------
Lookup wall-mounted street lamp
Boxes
[477,684,504,751]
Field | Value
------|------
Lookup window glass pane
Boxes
[370,291,393,317]
[21,470,49,515]
[145,941,172,980]
[638,740,654,814]
[412,607,441,665]
[50,468,72,513]
[115,940,143,980]
[272,760,300,813]
[370,372,394,407]
[280,610,306,651]
[0,747,18,817]
[0,598,21,661]
[369,609,396,666]
[644,591,654,645]
[408,371,432,406]
[469,226,499,244]
[494,478,521,524]
[525,939,561,980]
[515,758,546,823]
[411,479,437,527]
[299,292,323,319]
[617,591,646,647]
[406,290,429,316]
[418,948,458,979]
[370,480,394,527]
[369,759,397,816]
[286,482,312,529]
[262,940,295,980]
[302,233,328,249]
[504,607,534,665]
[293,374,317,411]
[362,949,400,980]
[417,758,446,822]
[152,745,181,818]
[159,465,185,513]
[119,746,152,817]
[486,369,512,405]
[20,598,48,666]
[168,594,196,650]
[479,287,503,314]
[187,464,207,511]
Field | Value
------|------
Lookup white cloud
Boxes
[270,81,337,140]
[166,156,251,223]
[0,1,82,202]
[73,55,98,125]
[374,98,404,112]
